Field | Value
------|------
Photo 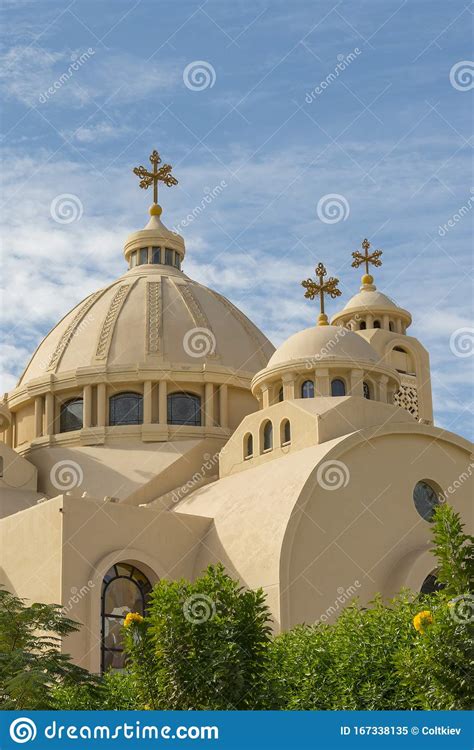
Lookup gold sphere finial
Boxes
[361,273,373,285]
[318,313,329,326]
[149,203,162,217]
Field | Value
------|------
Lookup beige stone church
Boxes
[1,150,472,674]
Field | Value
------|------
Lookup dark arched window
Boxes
[167,392,201,426]
[109,392,143,426]
[420,571,445,595]
[278,387,284,402]
[301,380,314,398]
[60,398,83,433]
[389,321,394,332]
[262,421,273,451]
[331,379,346,396]
[244,433,253,458]
[374,320,381,328]
[363,382,371,400]
[359,321,367,330]
[101,562,152,672]
[281,419,291,445]
[413,480,441,522]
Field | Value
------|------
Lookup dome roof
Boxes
[341,289,399,311]
[18,265,274,385]
[267,324,379,368]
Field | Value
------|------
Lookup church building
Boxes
[1,150,472,673]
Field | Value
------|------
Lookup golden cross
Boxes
[133,149,178,208]
[351,238,383,277]
[301,262,342,326]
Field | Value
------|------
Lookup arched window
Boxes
[60,398,83,433]
[331,379,346,397]
[101,562,152,672]
[278,387,284,402]
[420,571,445,595]
[167,392,201,426]
[363,382,371,400]
[393,346,406,353]
[374,320,381,328]
[281,419,291,446]
[413,480,441,522]
[301,380,314,398]
[359,321,367,330]
[389,321,394,332]
[262,421,273,452]
[109,392,143,426]
[244,433,253,459]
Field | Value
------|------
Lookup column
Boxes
[395,318,403,334]
[282,373,295,399]
[382,314,390,331]
[83,385,92,428]
[97,383,107,427]
[261,384,270,409]
[143,381,153,424]
[34,396,43,438]
[219,384,228,428]
[378,375,388,403]
[350,368,364,397]
[158,380,167,425]
[314,367,330,396]
[366,313,374,329]
[44,393,55,436]
[205,382,214,427]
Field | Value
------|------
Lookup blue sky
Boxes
[1,0,473,439]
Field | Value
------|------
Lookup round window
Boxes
[413,480,441,522]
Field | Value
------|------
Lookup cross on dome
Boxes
[133,149,178,218]
[301,262,342,326]
[351,238,383,285]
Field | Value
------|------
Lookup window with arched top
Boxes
[244,433,253,459]
[301,380,314,398]
[280,419,291,446]
[374,320,381,328]
[391,346,415,375]
[331,379,346,397]
[262,420,273,452]
[389,321,394,332]
[101,562,152,672]
[109,392,143,426]
[363,382,371,400]
[420,571,445,595]
[278,387,284,402]
[359,321,367,330]
[167,392,201,426]
[60,398,83,433]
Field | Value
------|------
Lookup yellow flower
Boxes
[124,611,144,628]
[413,610,433,633]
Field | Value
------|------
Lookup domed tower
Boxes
[2,150,274,502]
[331,239,433,424]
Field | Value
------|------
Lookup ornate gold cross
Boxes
[351,238,383,278]
[301,262,342,326]
[133,149,178,209]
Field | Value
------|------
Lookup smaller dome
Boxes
[268,325,379,367]
[342,289,399,311]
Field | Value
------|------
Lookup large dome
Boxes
[18,264,273,385]
[267,324,379,368]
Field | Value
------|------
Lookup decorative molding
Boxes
[95,283,133,360]
[47,291,102,372]
[394,375,419,419]
[174,281,218,358]
[146,280,163,354]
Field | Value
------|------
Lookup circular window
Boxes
[413,480,441,521]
